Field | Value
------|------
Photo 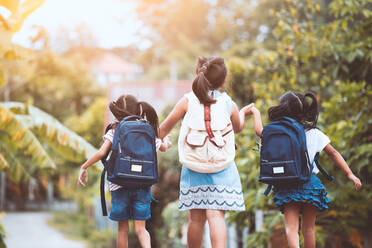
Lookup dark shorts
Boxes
[109,187,151,221]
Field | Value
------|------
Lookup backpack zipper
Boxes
[117,173,154,179]
[120,158,154,163]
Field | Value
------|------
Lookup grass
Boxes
[47,211,87,242]
[47,211,118,248]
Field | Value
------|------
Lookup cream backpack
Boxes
[178,91,235,173]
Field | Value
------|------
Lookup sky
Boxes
[9,0,150,51]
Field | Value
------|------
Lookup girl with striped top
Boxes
[78,94,170,248]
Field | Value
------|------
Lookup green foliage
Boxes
[134,0,285,80]
[64,97,106,148]
[318,81,371,240]
[225,0,372,246]
[9,52,102,120]
[0,0,45,88]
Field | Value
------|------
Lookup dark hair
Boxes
[268,91,319,129]
[107,94,159,136]
[192,56,227,105]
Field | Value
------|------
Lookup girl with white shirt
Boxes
[240,91,362,248]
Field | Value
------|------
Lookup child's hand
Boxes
[159,135,172,152]
[78,167,88,187]
[241,103,255,115]
[163,135,172,149]
[347,173,362,191]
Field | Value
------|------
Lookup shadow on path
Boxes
[2,212,86,248]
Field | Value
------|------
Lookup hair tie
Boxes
[123,97,127,111]
[139,103,143,117]
[200,65,207,73]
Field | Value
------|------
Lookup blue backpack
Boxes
[100,115,158,216]
[259,117,333,195]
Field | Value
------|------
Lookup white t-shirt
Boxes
[305,128,330,174]
[103,129,162,191]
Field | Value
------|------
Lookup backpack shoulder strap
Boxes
[312,152,334,181]
[100,168,108,216]
[204,105,214,139]
[264,185,272,196]
[122,115,142,122]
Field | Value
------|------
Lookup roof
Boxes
[89,52,141,74]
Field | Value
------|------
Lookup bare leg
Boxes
[133,220,151,248]
[283,202,301,248]
[117,221,129,248]
[301,203,317,248]
[206,210,226,248]
[187,209,207,248]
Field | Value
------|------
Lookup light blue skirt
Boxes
[178,162,245,211]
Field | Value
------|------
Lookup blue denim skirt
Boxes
[273,174,330,213]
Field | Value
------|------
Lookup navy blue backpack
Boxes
[100,115,158,216]
[259,117,333,195]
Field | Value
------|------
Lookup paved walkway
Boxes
[2,212,86,248]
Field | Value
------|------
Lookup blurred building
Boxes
[89,52,143,86]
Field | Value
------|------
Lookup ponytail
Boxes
[139,101,159,137]
[268,103,290,121]
[303,92,319,128]
[192,69,216,105]
[192,56,227,105]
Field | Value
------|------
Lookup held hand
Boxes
[242,103,255,115]
[163,135,172,149]
[78,167,88,187]
[348,173,362,191]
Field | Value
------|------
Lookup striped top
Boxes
[103,129,162,191]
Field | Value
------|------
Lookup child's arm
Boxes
[159,97,188,139]
[237,103,253,132]
[239,105,263,137]
[230,102,245,133]
[323,144,362,190]
[78,140,112,187]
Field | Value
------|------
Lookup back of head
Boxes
[268,91,319,128]
[109,94,159,136]
[109,95,139,121]
[192,56,227,105]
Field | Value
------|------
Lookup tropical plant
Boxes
[0,102,99,180]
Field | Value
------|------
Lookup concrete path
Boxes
[2,212,86,248]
